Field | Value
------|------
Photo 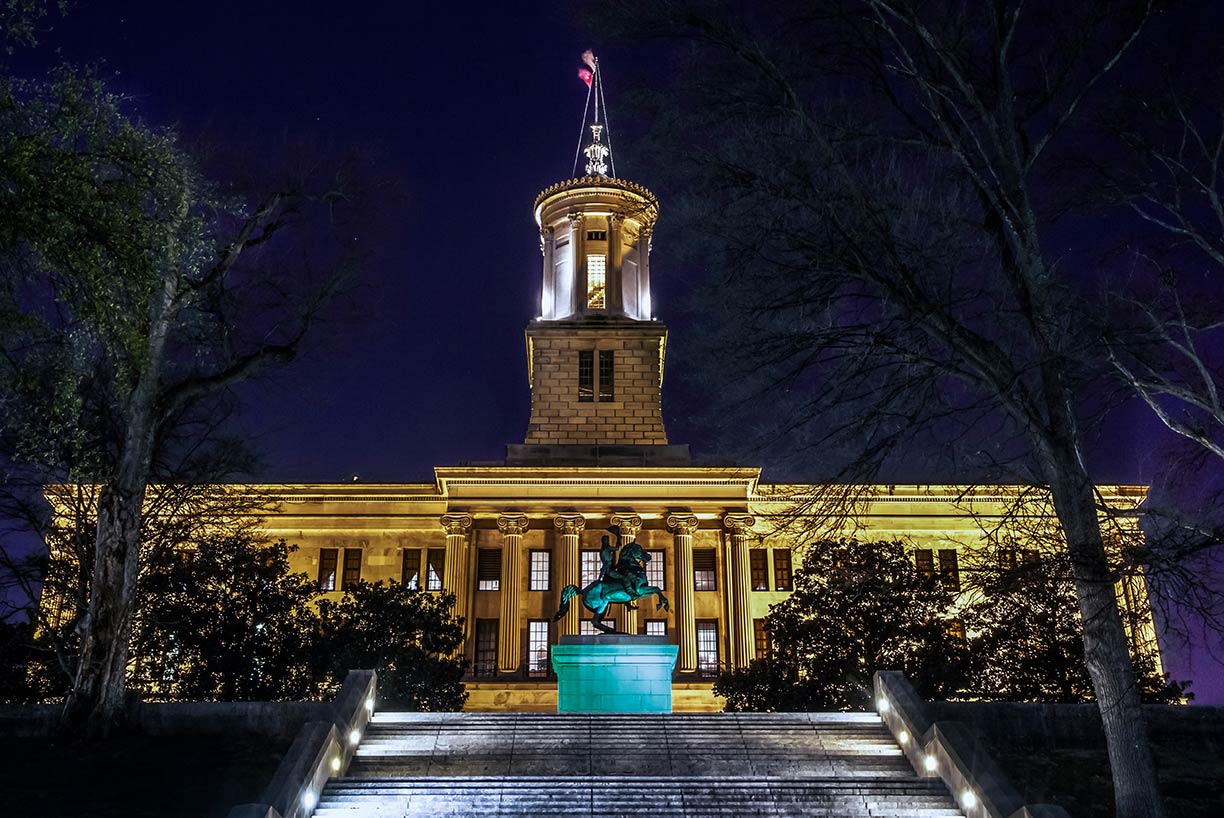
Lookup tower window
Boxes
[586,230,607,241]
[318,548,338,592]
[750,550,768,591]
[527,620,550,678]
[474,619,498,677]
[586,253,606,308]
[402,548,421,589]
[598,350,614,401]
[646,550,665,590]
[342,548,362,589]
[578,350,594,402]
[477,548,502,591]
[915,548,934,578]
[773,549,793,591]
[529,550,551,591]
[426,548,445,591]
[938,548,961,592]
[696,620,719,676]
[694,549,717,591]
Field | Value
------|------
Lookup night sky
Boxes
[11,2,1223,701]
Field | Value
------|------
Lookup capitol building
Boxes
[249,121,1159,711]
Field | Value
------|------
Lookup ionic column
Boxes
[440,513,473,643]
[608,213,623,314]
[568,213,586,314]
[667,514,699,673]
[554,513,586,636]
[497,513,529,674]
[723,513,756,669]
[610,513,642,634]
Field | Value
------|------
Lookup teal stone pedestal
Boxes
[552,634,678,713]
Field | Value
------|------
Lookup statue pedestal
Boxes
[552,634,678,713]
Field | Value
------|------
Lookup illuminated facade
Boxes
[254,165,1160,711]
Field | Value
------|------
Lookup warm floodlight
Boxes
[330,756,341,772]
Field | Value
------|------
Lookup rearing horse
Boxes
[553,541,670,633]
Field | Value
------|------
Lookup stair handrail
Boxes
[226,669,378,818]
[873,671,1073,818]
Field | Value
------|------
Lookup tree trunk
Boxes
[62,471,149,737]
[1044,444,1166,818]
[62,270,176,738]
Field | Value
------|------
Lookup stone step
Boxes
[315,776,965,818]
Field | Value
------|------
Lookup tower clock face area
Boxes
[534,178,658,323]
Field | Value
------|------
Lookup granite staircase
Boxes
[314,711,965,817]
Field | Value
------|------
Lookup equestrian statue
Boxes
[553,524,670,633]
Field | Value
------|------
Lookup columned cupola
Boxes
[509,53,687,466]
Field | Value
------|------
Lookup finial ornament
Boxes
[572,50,617,179]
[585,124,609,176]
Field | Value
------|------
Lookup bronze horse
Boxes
[553,527,670,633]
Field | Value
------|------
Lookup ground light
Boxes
[349,728,361,745]
[876,696,890,713]
[923,754,938,772]
[897,729,909,744]
[301,791,316,812]
[330,756,341,772]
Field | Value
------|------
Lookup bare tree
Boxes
[0,71,360,735]
[599,1,1186,815]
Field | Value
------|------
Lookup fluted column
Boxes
[723,514,756,669]
[497,513,529,674]
[554,513,586,636]
[667,514,699,673]
[568,213,586,314]
[440,513,473,644]
[610,513,642,634]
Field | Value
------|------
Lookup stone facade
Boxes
[524,322,668,445]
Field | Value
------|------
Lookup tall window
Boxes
[938,548,961,592]
[586,253,606,308]
[694,549,717,591]
[773,549,793,591]
[645,620,667,637]
[474,620,498,677]
[581,618,615,635]
[529,551,551,591]
[750,550,768,591]
[402,549,421,589]
[578,350,594,402]
[915,548,935,578]
[598,350,615,401]
[477,549,502,591]
[581,550,601,587]
[645,550,665,590]
[528,620,550,678]
[342,548,362,589]
[318,548,338,592]
[753,618,770,659]
[696,620,719,676]
[426,548,445,591]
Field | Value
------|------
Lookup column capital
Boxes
[440,513,473,535]
[553,513,587,535]
[609,513,642,541]
[497,513,530,536]
[722,513,756,534]
[666,514,699,535]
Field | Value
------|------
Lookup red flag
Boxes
[582,50,597,71]
[578,67,593,88]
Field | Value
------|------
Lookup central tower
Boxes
[508,57,687,466]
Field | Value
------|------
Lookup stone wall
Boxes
[524,324,667,445]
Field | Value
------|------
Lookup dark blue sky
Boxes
[12,1,1222,701]
[19,1,693,482]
